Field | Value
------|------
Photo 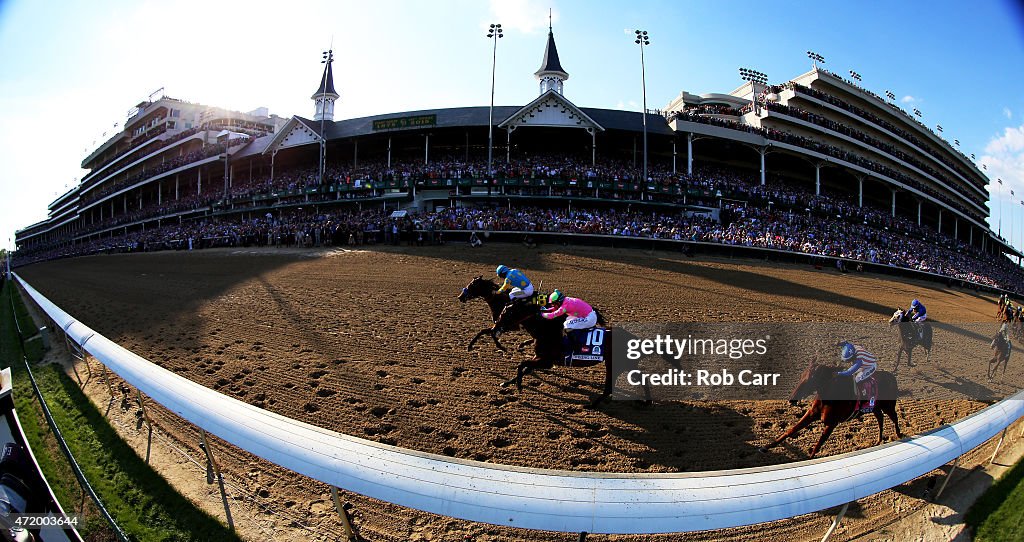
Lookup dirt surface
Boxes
[16,244,1023,541]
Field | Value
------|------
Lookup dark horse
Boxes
[760,360,903,458]
[458,276,541,352]
[468,300,614,408]
[989,326,1013,379]
[888,307,932,370]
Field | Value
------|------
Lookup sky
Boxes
[0,0,1023,251]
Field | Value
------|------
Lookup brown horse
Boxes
[888,308,932,370]
[760,360,903,458]
[989,326,1013,379]
[459,276,540,352]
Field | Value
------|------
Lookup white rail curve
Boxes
[15,274,1024,534]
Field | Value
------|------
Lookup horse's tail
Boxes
[595,309,607,326]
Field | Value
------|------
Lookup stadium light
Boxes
[318,48,334,186]
[913,108,922,118]
[997,178,1003,236]
[936,124,943,133]
[486,23,503,181]
[849,70,862,83]
[954,139,960,147]
[739,67,768,115]
[806,50,825,69]
[635,29,651,187]
[885,90,896,101]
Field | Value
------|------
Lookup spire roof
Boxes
[535,20,567,77]
[311,61,338,99]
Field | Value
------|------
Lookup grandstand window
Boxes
[168,121,176,130]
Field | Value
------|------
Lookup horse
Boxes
[989,326,1013,379]
[458,276,540,352]
[468,300,615,408]
[888,307,932,370]
[760,359,903,458]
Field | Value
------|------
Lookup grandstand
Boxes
[13,24,1023,287]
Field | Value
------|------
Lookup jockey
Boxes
[541,290,598,355]
[495,265,534,304]
[836,342,878,414]
[908,299,927,340]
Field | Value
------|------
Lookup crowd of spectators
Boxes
[762,100,985,207]
[669,109,985,222]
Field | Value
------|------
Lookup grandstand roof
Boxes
[286,106,672,142]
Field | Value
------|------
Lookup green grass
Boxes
[966,453,1024,541]
[1,280,243,542]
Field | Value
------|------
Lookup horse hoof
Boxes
[757,447,768,453]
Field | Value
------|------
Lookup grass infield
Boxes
[1,280,242,542]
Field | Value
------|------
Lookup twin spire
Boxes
[535,10,568,95]
[311,11,568,120]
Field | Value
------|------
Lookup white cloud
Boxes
[1004,107,1013,119]
[901,95,917,104]
[982,125,1024,232]
[489,0,557,33]
[985,125,1024,155]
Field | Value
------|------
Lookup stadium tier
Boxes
[14,25,1022,290]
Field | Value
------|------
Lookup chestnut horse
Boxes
[760,360,903,458]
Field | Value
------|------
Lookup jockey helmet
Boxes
[496,265,510,278]
[839,342,856,361]
[548,290,565,305]
[911,299,921,309]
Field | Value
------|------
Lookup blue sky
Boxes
[1,0,1023,251]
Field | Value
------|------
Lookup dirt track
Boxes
[17,244,1022,541]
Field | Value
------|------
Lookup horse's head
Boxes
[790,357,833,405]
[495,300,538,332]
[459,275,496,303]
[889,307,911,326]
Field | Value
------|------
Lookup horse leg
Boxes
[809,422,838,459]
[468,328,493,351]
[906,347,915,368]
[586,360,615,410]
[517,338,535,353]
[873,409,886,445]
[490,330,508,352]
[760,405,819,452]
[883,402,903,439]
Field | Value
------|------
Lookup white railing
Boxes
[15,274,1024,534]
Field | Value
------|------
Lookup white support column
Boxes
[270,150,277,184]
[687,133,693,176]
[955,218,959,240]
[891,189,897,218]
[917,200,922,226]
[858,177,864,208]
[175,175,179,201]
[506,129,511,164]
[158,181,162,205]
[970,226,974,246]
[424,134,429,165]
[938,210,942,233]
[591,131,596,166]
[672,140,677,174]
[388,137,392,168]
[815,163,822,196]
[759,147,767,186]
[198,169,202,195]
